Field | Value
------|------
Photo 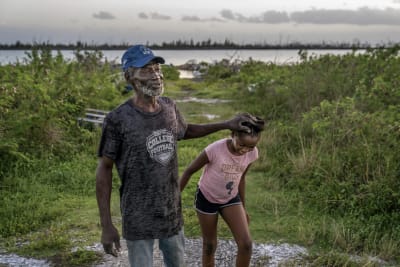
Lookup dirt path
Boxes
[93,238,308,267]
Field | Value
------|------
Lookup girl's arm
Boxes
[179,150,210,192]
[239,164,252,224]
[238,164,251,208]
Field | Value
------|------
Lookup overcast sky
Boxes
[1,0,400,45]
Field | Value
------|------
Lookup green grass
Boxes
[0,154,109,266]
[1,49,400,266]
[1,86,396,266]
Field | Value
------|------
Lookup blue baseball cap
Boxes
[121,45,165,71]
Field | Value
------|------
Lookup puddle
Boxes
[190,114,220,120]
[0,253,50,267]
[178,69,195,79]
[256,243,308,266]
[176,97,231,104]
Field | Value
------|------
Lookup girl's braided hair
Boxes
[237,113,265,136]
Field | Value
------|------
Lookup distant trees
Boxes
[0,39,390,50]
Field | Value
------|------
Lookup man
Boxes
[96,44,255,267]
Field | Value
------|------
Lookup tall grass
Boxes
[220,47,400,263]
[1,47,399,265]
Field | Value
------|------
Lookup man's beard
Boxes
[136,81,164,96]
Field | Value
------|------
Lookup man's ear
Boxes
[124,71,131,81]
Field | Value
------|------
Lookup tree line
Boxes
[0,38,394,50]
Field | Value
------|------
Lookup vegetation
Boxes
[0,46,399,266]
[0,38,394,51]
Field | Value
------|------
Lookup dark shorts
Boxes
[195,187,242,215]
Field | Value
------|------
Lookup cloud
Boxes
[220,9,236,20]
[219,7,400,25]
[181,15,201,22]
[137,7,400,26]
[137,12,171,20]
[92,11,115,20]
[250,11,290,23]
[290,7,400,25]
[220,9,289,23]
[181,15,225,22]
[150,12,171,20]
[138,12,148,19]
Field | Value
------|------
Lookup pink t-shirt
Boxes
[198,138,258,204]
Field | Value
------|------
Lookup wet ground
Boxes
[0,238,307,267]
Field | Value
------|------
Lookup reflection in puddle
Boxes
[178,70,195,79]
[190,114,220,120]
[0,253,49,267]
[176,97,231,104]
[176,97,230,120]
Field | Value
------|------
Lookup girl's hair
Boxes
[235,113,265,136]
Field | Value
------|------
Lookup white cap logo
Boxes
[140,46,152,55]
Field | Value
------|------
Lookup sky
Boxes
[1,0,400,46]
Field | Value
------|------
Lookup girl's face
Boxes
[231,133,260,155]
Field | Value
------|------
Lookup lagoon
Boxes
[0,49,360,66]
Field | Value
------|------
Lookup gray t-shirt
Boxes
[98,97,187,240]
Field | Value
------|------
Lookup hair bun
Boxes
[239,113,265,132]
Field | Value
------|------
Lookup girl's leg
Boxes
[197,211,219,267]
[220,204,252,267]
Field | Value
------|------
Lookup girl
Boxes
[180,114,265,267]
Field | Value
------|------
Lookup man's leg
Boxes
[126,239,154,267]
[159,229,185,267]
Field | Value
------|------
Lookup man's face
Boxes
[132,62,164,96]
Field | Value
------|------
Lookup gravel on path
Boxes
[92,238,308,267]
[0,238,307,267]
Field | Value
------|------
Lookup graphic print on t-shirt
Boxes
[146,129,175,166]
[221,163,246,195]
[225,181,234,195]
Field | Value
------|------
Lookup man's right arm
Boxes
[183,113,260,139]
[96,156,121,256]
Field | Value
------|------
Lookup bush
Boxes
[0,48,122,167]
[162,65,180,80]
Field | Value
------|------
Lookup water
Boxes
[0,49,358,66]
[0,252,50,267]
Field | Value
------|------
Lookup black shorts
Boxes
[194,187,242,215]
